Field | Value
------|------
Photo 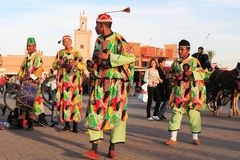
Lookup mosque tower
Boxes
[74,11,92,61]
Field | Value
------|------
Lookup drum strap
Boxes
[25,57,30,77]
[24,56,37,77]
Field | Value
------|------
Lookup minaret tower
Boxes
[74,11,92,61]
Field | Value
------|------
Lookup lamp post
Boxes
[202,33,210,50]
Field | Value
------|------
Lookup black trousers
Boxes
[146,86,161,118]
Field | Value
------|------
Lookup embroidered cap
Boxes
[27,37,36,45]
[62,35,72,42]
[96,13,112,22]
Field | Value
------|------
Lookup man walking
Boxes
[165,39,206,145]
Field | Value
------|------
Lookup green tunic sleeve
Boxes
[110,53,136,67]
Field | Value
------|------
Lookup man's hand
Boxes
[159,78,163,84]
[20,77,29,82]
[58,59,66,66]
[20,77,36,84]
[72,61,78,67]
[98,53,109,60]
[184,70,192,77]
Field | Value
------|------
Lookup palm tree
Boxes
[207,50,216,62]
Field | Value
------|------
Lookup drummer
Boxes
[17,37,45,130]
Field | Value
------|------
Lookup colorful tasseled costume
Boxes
[52,48,85,123]
[17,52,44,115]
[164,39,206,146]
[169,56,206,111]
[85,32,136,132]
[167,55,206,135]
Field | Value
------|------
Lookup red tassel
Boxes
[105,7,131,14]
[122,7,130,13]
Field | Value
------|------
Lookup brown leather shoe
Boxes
[193,139,201,145]
[165,139,177,145]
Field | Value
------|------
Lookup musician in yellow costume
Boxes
[17,37,45,130]
[52,35,86,133]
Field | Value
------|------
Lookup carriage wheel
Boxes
[41,75,58,125]
[207,102,215,112]
[41,75,56,108]
[219,89,231,106]
[3,83,19,112]
[206,89,216,112]
[0,85,4,95]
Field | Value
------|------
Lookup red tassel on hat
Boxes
[97,7,131,22]
[122,7,130,13]
[105,7,131,14]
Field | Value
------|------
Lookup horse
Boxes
[231,79,240,115]
[207,62,240,116]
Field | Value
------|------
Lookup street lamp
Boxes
[202,33,210,50]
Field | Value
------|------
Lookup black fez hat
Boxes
[179,39,190,47]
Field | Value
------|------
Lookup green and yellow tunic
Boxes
[17,52,44,115]
[169,56,206,111]
[85,32,136,131]
[52,48,85,123]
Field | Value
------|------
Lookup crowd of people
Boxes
[0,10,215,160]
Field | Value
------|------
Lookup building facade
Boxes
[74,14,92,61]
[0,55,54,75]
[128,42,177,86]
[129,42,177,70]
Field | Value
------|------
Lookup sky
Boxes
[0,0,239,68]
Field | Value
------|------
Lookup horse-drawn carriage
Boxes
[205,62,240,116]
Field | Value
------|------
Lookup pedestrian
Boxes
[192,47,212,71]
[52,35,86,133]
[84,12,136,159]
[17,37,46,130]
[47,68,57,103]
[144,58,163,121]
[165,39,206,145]
[157,57,170,120]
[47,68,58,127]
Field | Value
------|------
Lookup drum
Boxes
[16,81,38,110]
